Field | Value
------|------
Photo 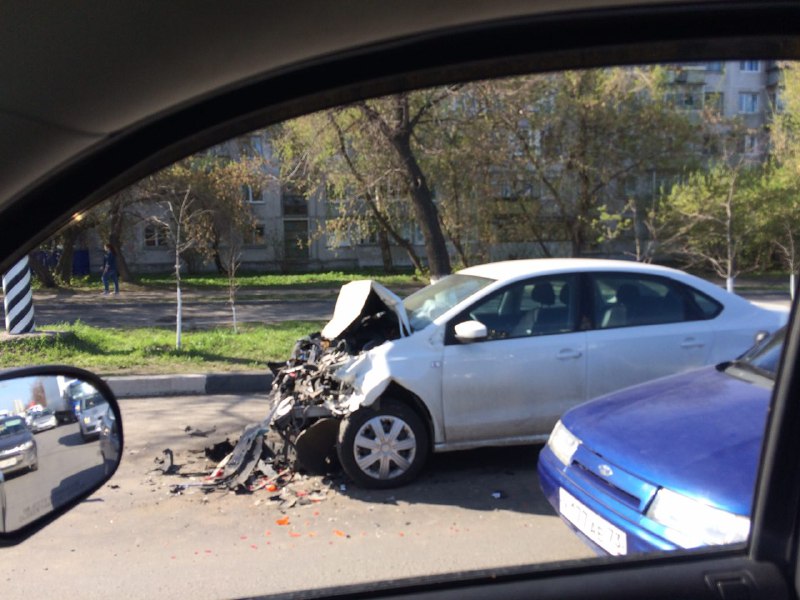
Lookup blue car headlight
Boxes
[646,488,750,548]
[547,420,582,467]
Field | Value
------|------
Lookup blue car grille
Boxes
[570,446,658,514]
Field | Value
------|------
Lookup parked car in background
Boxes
[29,408,57,434]
[75,384,109,442]
[285,258,784,488]
[538,327,784,556]
[0,415,37,475]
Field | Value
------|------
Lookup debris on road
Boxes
[148,281,414,497]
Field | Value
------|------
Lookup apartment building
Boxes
[86,61,782,275]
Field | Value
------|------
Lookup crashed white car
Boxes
[262,258,785,489]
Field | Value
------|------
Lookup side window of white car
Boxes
[457,275,578,340]
[593,273,720,329]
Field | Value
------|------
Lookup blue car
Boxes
[537,328,784,556]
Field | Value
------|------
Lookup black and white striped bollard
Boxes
[3,256,35,334]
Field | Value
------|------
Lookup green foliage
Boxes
[135,270,422,289]
[660,161,764,279]
[0,320,327,375]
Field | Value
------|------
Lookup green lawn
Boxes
[53,270,424,292]
[0,320,326,375]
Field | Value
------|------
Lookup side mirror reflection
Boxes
[0,370,121,535]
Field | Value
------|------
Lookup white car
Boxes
[301,258,786,487]
[29,408,57,434]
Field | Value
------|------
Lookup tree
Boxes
[136,144,268,334]
[277,108,425,273]
[661,159,762,292]
[763,62,800,296]
[88,190,141,282]
[147,187,211,349]
[478,68,697,257]
[759,168,800,296]
[357,92,455,278]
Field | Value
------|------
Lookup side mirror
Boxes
[454,320,488,343]
[0,366,122,545]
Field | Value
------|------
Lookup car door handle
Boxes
[557,349,583,360]
[680,338,705,349]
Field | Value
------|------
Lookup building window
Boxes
[250,223,266,246]
[143,223,168,248]
[704,91,724,114]
[738,92,759,114]
[282,186,308,217]
[739,60,760,72]
[741,134,759,155]
[666,91,703,111]
[241,184,263,203]
[705,62,724,72]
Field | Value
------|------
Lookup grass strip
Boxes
[0,320,326,376]
[49,271,424,292]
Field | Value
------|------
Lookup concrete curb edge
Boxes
[106,373,273,399]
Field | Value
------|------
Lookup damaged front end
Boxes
[203,281,409,491]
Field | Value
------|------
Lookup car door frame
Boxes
[440,273,588,446]
[3,2,800,599]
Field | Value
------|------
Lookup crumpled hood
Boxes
[321,280,410,341]
[563,367,771,515]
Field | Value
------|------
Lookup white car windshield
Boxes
[403,274,494,331]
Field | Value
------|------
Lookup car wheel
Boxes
[29,462,38,472]
[337,398,429,489]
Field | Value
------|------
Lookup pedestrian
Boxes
[102,243,119,295]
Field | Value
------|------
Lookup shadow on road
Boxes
[58,430,90,447]
[336,444,555,517]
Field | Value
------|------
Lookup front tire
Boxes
[337,398,429,489]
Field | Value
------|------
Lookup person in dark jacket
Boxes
[102,243,119,295]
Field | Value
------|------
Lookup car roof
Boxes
[458,258,689,282]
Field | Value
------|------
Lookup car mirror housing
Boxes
[0,366,122,546]
[454,320,488,343]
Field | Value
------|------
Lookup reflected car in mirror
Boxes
[0,416,37,476]
[0,369,122,538]
[98,406,120,476]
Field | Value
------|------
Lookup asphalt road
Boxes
[0,394,593,599]
[3,423,106,531]
[21,288,791,330]
[32,297,335,329]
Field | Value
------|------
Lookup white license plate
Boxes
[559,488,627,556]
[0,457,17,469]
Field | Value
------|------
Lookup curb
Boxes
[106,372,273,399]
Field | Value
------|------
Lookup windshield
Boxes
[80,394,107,411]
[403,274,494,331]
[69,382,99,401]
[0,418,26,436]
[726,328,786,382]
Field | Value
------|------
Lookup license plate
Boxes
[0,457,17,469]
[559,488,627,556]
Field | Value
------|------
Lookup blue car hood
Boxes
[562,367,771,515]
